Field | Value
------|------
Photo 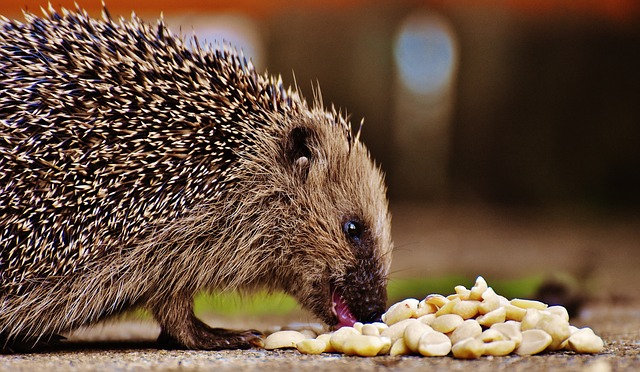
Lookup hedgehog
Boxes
[0,5,393,352]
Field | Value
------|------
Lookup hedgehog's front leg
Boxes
[152,296,263,350]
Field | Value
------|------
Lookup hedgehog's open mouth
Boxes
[330,290,357,329]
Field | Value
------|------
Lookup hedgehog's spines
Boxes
[101,3,112,22]
[0,5,370,344]
[60,6,71,18]
[156,17,165,41]
[356,118,364,142]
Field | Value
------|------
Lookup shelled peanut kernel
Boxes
[266,276,604,358]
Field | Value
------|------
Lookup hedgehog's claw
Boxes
[157,324,263,350]
[0,333,66,354]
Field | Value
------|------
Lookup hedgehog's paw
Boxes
[157,318,263,350]
[200,328,264,350]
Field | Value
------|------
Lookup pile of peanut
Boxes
[264,276,604,358]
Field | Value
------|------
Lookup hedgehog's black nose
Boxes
[363,310,383,323]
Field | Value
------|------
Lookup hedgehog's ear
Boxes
[285,126,313,178]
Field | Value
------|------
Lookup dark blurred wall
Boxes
[449,10,640,208]
[266,6,402,177]
[266,6,640,210]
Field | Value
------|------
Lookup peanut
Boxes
[547,305,570,322]
[390,338,412,356]
[452,337,485,359]
[316,333,336,353]
[329,327,360,353]
[510,298,548,311]
[483,340,516,356]
[478,287,500,314]
[435,297,460,316]
[418,331,452,357]
[404,321,434,352]
[379,336,392,355]
[561,325,578,350]
[382,298,419,325]
[479,328,506,343]
[361,324,380,336]
[504,304,527,321]
[568,327,604,354]
[520,308,543,331]
[342,334,388,357]
[514,329,553,355]
[296,338,328,354]
[431,313,464,333]
[454,285,471,300]
[424,294,449,308]
[491,321,522,347]
[381,318,418,343]
[369,322,388,333]
[264,330,308,350]
[477,306,506,327]
[535,313,571,351]
[417,313,436,325]
[469,276,488,301]
[415,299,438,317]
[449,319,482,346]
[453,300,480,319]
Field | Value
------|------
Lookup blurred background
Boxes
[2,1,639,314]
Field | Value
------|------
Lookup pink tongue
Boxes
[332,292,357,328]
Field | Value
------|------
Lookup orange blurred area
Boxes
[1,0,639,21]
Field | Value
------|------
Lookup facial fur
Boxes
[241,110,393,327]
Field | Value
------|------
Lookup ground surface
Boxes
[1,302,638,372]
[1,204,638,371]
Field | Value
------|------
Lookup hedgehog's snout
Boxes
[354,291,387,324]
[338,262,388,325]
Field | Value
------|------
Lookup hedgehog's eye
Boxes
[343,220,364,243]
